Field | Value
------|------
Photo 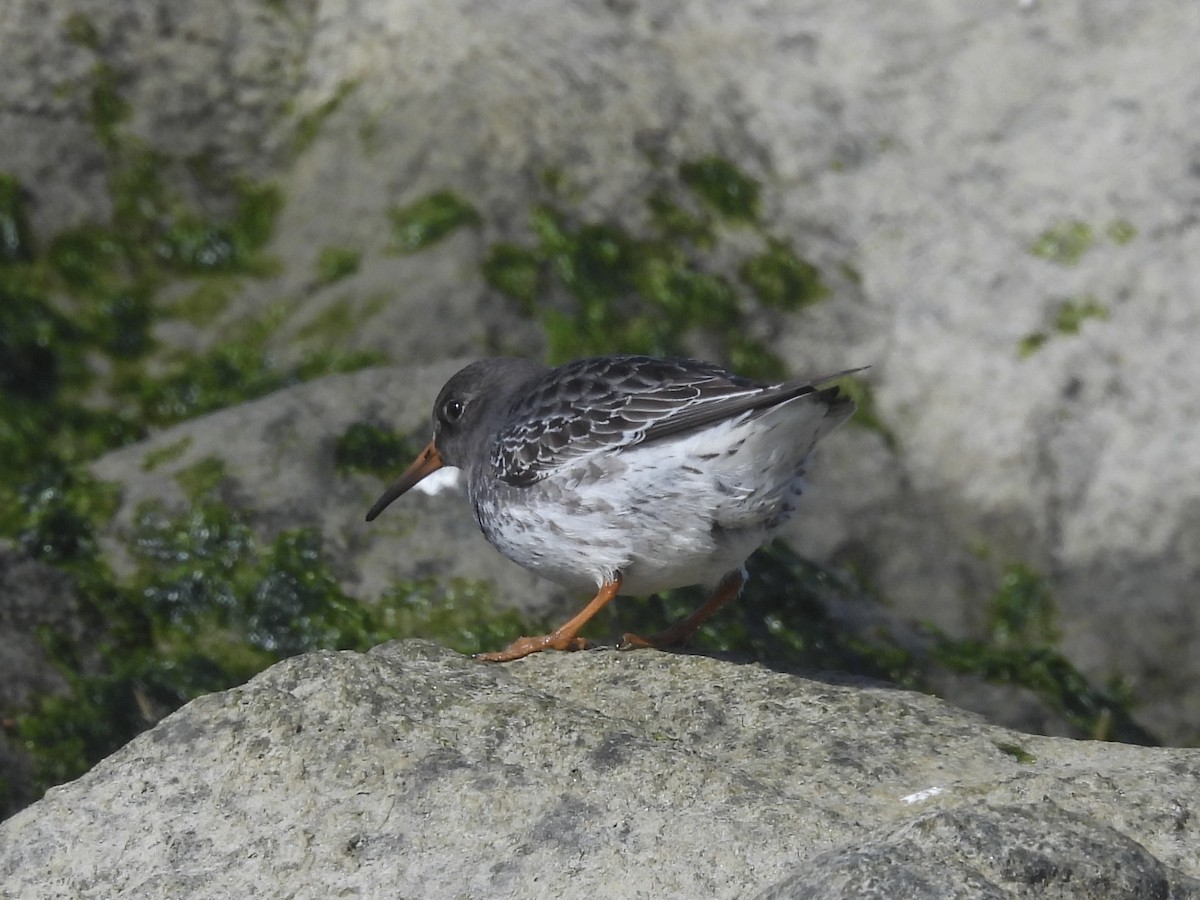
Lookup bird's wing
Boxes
[492,355,859,486]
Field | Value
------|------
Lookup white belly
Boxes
[471,400,827,595]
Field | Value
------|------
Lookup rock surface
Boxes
[0,544,100,820]
[0,642,1197,899]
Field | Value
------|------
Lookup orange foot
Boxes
[619,568,748,652]
[619,625,693,650]
[474,578,623,663]
[475,633,591,663]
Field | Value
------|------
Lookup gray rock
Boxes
[0,642,1197,899]
[0,0,311,235]
[0,543,101,820]
[756,804,1200,900]
[0,543,88,712]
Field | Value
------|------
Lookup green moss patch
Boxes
[1052,295,1108,335]
[931,563,1155,744]
[174,456,229,501]
[140,436,193,472]
[62,12,101,51]
[122,303,381,427]
[167,280,234,326]
[0,62,412,808]
[377,578,545,657]
[0,173,33,263]
[994,741,1036,764]
[292,80,359,156]
[679,156,761,223]
[389,191,481,253]
[316,246,361,284]
[0,464,119,567]
[334,422,420,476]
[478,158,829,380]
[1030,220,1094,265]
[481,243,541,309]
[16,486,529,799]
[739,239,828,310]
[1019,295,1109,358]
[295,297,363,344]
[1017,333,1048,359]
[1105,218,1137,245]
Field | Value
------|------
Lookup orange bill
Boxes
[365,441,444,521]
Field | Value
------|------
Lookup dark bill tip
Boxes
[364,442,444,522]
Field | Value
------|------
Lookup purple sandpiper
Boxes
[366,355,859,661]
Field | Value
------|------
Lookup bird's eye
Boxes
[440,398,465,424]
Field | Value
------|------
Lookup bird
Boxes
[365,354,859,662]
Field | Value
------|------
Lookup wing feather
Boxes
[492,355,861,486]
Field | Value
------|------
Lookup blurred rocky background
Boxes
[1,0,1197,824]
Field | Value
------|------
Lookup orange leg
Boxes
[475,576,623,662]
[621,568,746,650]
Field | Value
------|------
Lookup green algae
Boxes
[389,191,481,253]
[0,463,119,567]
[930,563,1155,745]
[0,59,396,808]
[89,62,131,147]
[645,188,715,247]
[1106,218,1136,245]
[607,542,923,686]
[174,456,229,501]
[141,437,193,472]
[1017,332,1048,359]
[293,80,359,156]
[1052,295,1108,335]
[479,158,832,380]
[739,239,828,310]
[987,563,1059,647]
[334,423,419,476]
[0,174,33,263]
[316,246,361,283]
[124,302,381,427]
[1030,215,1134,266]
[1030,220,1094,265]
[994,742,1036,764]
[16,487,523,797]
[482,243,541,309]
[1019,295,1110,358]
[376,578,544,657]
[679,156,761,223]
[168,280,234,325]
[62,12,101,50]
[295,296,362,344]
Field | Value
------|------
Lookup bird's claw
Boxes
[475,632,591,662]
[617,629,690,651]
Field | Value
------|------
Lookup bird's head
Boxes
[365,358,546,521]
